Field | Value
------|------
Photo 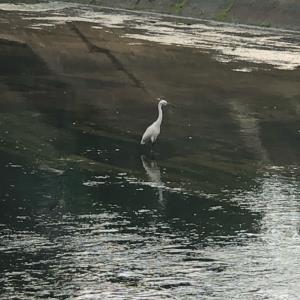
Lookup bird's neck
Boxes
[156,103,163,126]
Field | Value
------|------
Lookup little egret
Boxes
[140,99,168,145]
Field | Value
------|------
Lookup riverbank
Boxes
[1,6,300,299]
[61,0,300,30]
[0,3,300,180]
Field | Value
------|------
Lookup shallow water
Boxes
[0,2,300,299]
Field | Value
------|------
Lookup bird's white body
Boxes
[141,100,167,145]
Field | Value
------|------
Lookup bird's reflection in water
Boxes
[141,155,165,206]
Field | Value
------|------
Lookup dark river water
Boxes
[0,2,300,299]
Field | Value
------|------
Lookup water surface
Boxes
[0,2,300,299]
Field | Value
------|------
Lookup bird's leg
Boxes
[150,142,156,159]
[151,141,155,151]
[150,144,153,153]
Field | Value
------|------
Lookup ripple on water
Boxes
[1,167,300,299]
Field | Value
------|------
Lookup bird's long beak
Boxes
[169,103,177,108]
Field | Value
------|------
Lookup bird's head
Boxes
[160,100,168,106]
[157,97,168,106]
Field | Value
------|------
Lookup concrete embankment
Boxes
[61,0,300,30]
[1,8,300,173]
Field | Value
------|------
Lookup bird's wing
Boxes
[141,124,155,144]
[141,126,151,144]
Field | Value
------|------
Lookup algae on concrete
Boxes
[173,0,188,14]
[215,0,235,22]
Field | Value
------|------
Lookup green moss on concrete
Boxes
[215,0,235,22]
[260,20,272,28]
[173,0,188,14]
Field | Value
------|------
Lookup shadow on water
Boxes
[0,8,300,299]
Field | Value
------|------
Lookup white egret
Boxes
[140,99,168,145]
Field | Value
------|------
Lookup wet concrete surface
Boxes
[40,0,300,30]
[0,2,300,299]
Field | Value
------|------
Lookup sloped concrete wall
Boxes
[65,0,300,30]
